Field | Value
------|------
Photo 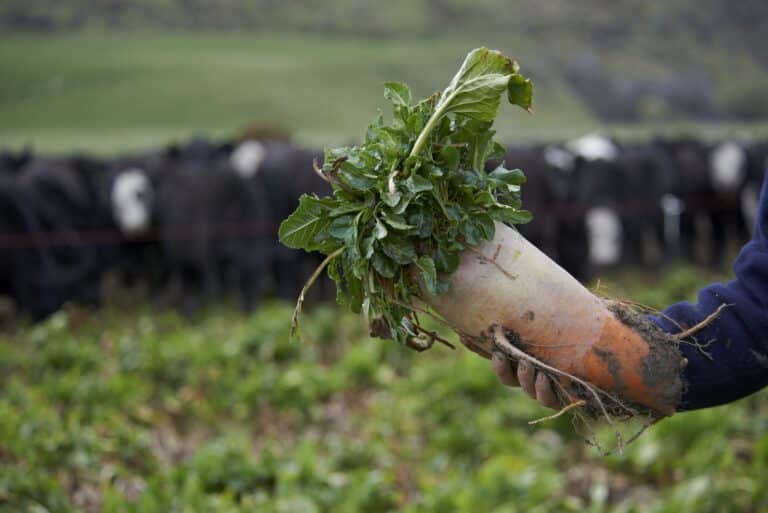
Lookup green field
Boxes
[2,32,768,155]
[2,266,768,512]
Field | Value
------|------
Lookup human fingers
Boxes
[491,351,519,387]
[517,360,536,399]
[534,371,560,409]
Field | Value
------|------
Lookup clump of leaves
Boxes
[279,47,533,347]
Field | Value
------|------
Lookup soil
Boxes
[607,300,685,413]
[482,301,685,420]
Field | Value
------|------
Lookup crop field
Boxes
[2,32,768,155]
[2,265,768,512]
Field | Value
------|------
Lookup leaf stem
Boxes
[291,247,344,340]
[408,91,455,159]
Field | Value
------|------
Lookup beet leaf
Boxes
[278,47,533,346]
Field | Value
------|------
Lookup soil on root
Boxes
[607,300,685,413]
[477,302,685,422]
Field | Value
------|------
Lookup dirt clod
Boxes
[607,301,685,413]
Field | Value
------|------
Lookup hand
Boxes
[491,351,561,409]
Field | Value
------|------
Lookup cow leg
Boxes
[679,210,698,264]
[200,254,222,306]
[180,266,201,318]
[274,250,303,301]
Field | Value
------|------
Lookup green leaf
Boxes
[460,219,482,246]
[339,168,377,192]
[361,234,376,259]
[439,47,531,122]
[405,175,434,194]
[435,243,461,274]
[416,256,446,295]
[382,188,402,208]
[330,202,367,217]
[372,218,388,240]
[439,145,461,172]
[372,252,397,278]
[381,211,414,231]
[328,215,356,241]
[507,72,533,111]
[408,47,532,159]
[475,213,496,240]
[278,195,334,251]
[384,81,412,108]
[346,269,364,313]
[328,258,346,307]
[489,166,526,186]
[490,206,533,225]
[380,234,417,265]
[408,207,435,238]
[489,141,507,161]
[342,251,365,311]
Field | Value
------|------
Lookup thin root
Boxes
[466,246,517,280]
[528,400,587,425]
[612,298,688,335]
[491,326,616,429]
[414,325,456,350]
[672,303,731,341]
[291,248,344,340]
[312,158,330,183]
[492,244,502,262]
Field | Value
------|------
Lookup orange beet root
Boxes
[421,222,684,417]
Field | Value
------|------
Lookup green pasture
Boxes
[2,265,768,512]
[2,32,768,155]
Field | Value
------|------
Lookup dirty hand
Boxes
[491,351,561,409]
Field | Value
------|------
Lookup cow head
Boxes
[709,141,747,193]
[230,140,267,179]
[111,169,154,236]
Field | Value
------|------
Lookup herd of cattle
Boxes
[0,133,766,320]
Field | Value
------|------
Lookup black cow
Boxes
[1,156,116,317]
[0,174,66,318]
[615,141,680,265]
[537,135,624,280]
[154,148,272,313]
[106,151,169,293]
[252,140,332,301]
[19,157,118,304]
[658,138,748,267]
[572,156,627,275]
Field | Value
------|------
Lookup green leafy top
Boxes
[279,47,533,347]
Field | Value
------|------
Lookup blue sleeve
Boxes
[649,175,768,411]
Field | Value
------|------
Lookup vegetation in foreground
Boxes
[1,265,767,512]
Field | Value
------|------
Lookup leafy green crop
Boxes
[279,48,533,346]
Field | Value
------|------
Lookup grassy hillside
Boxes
[2,266,768,512]
[1,32,768,155]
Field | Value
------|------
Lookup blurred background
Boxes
[1,2,768,512]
